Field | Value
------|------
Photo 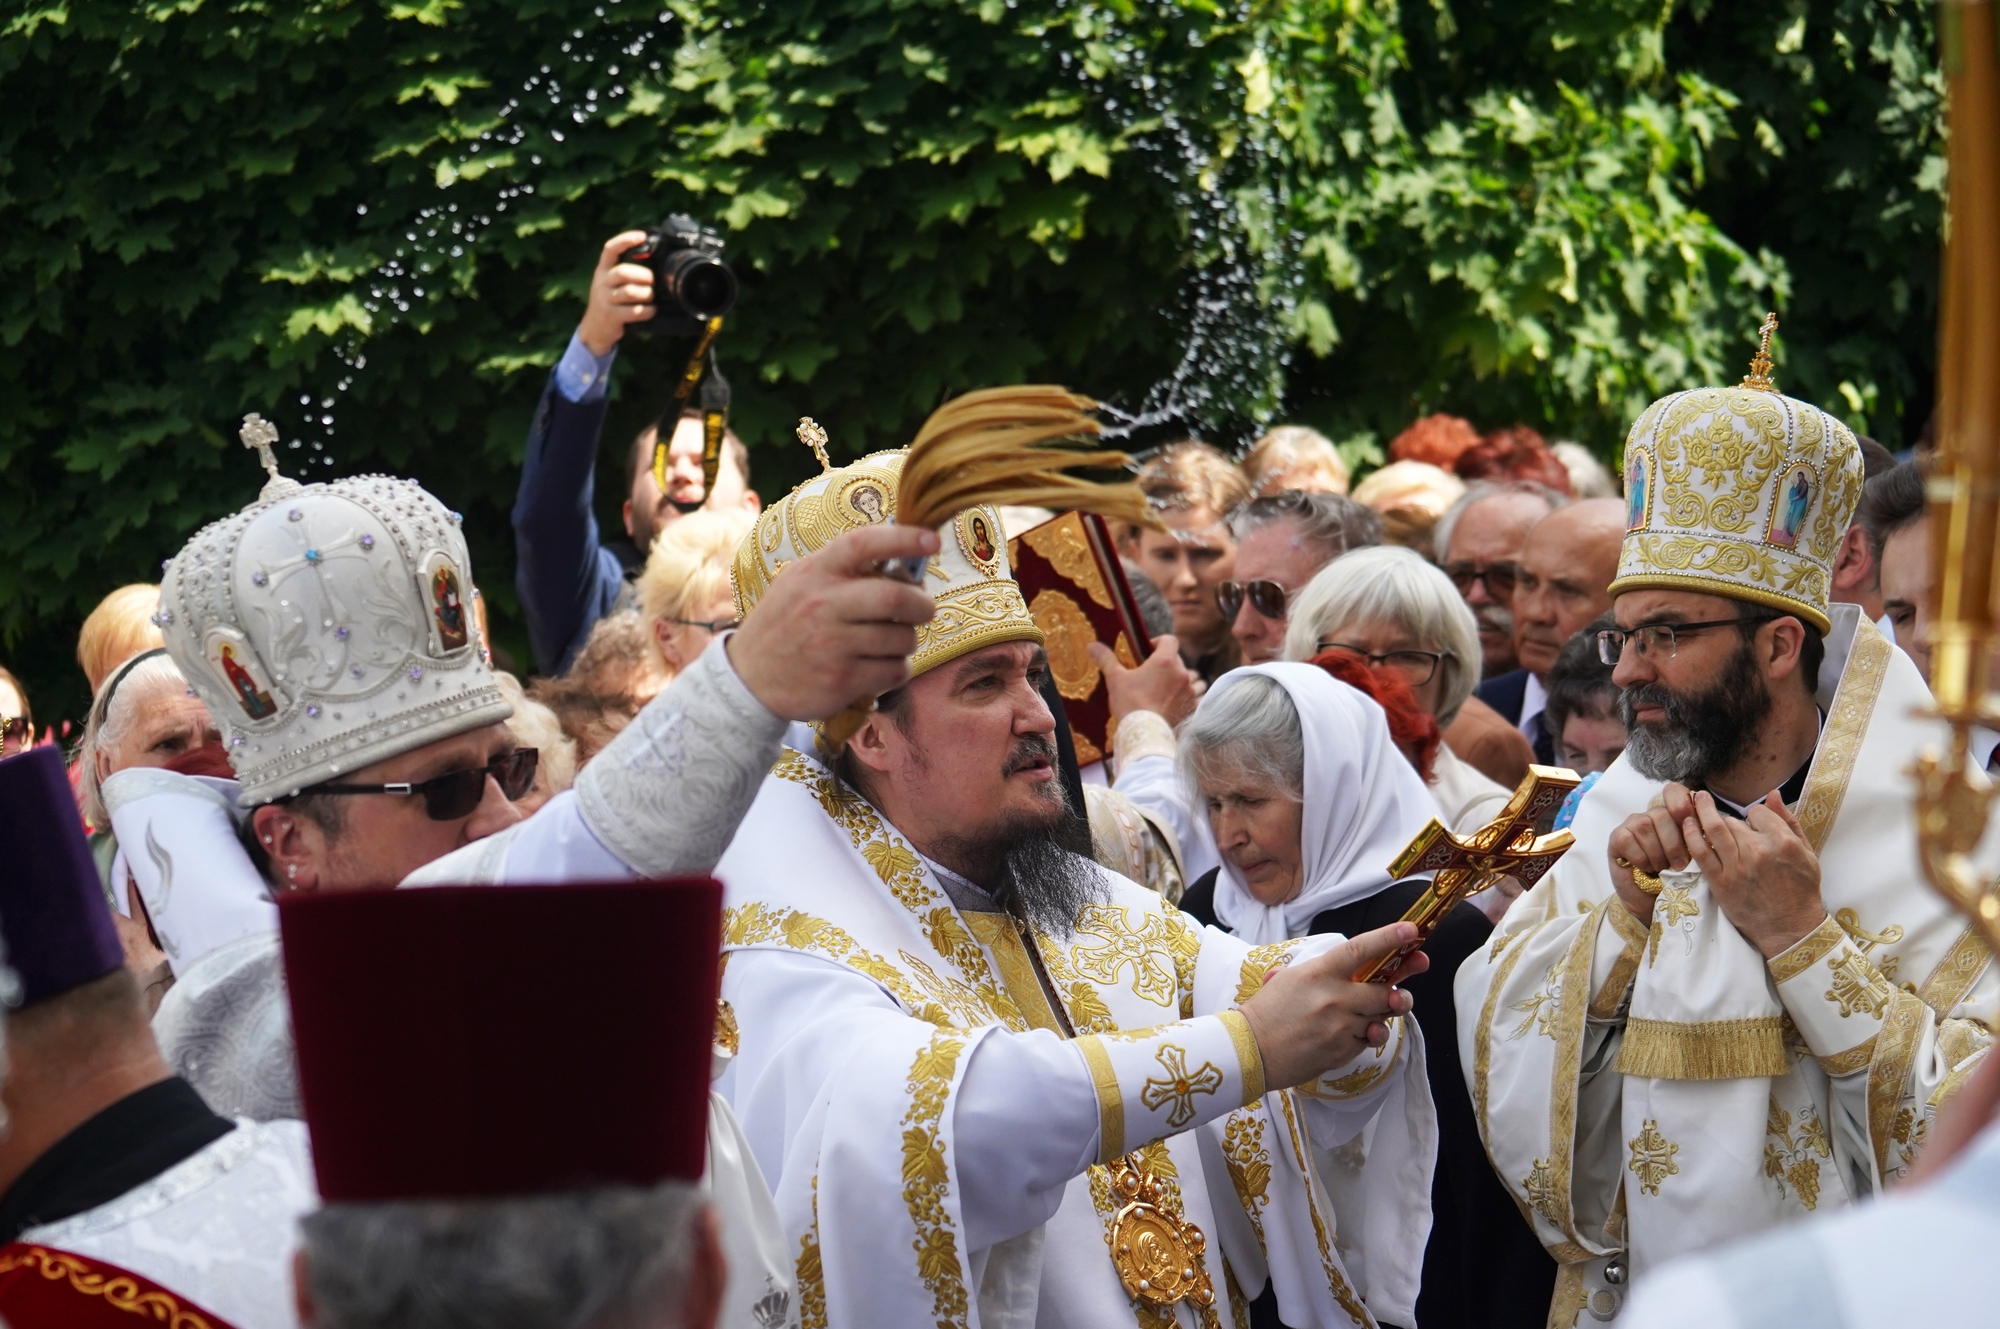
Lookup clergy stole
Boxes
[720,747,1438,1329]
[1457,608,2000,1327]
[0,1243,241,1329]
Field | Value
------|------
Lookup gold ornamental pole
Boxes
[1914,0,2000,956]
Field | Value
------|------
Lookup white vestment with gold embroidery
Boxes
[1456,605,2000,1325]
[714,747,1438,1329]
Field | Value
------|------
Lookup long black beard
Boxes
[1620,635,1770,786]
[934,794,1106,940]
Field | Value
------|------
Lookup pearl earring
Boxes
[286,864,298,880]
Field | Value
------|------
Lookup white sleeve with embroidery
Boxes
[402,637,788,886]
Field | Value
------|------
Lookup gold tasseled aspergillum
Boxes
[894,385,1156,532]
[1741,312,1779,393]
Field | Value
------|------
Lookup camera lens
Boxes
[660,250,738,320]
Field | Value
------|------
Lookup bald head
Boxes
[1514,498,1626,679]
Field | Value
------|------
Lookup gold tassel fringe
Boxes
[1613,1016,1789,1081]
[895,385,1156,532]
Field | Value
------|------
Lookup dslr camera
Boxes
[620,214,738,334]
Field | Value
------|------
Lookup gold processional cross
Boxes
[1354,764,1583,982]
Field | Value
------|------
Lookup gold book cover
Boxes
[1007,511,1154,765]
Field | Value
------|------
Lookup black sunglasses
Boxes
[1443,561,1518,600]
[309,748,539,821]
[1216,579,1289,620]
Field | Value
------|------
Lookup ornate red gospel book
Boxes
[1007,510,1154,766]
[0,1243,240,1329]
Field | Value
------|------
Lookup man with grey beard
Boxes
[715,444,1444,1328]
[1455,352,1999,1327]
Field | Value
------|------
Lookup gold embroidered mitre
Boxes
[1610,317,1863,633]
[731,448,1043,677]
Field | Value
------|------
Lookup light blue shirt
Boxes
[553,330,618,404]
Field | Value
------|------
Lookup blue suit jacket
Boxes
[1474,668,1555,766]
[510,372,636,677]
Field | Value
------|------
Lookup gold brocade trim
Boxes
[1591,905,1646,1020]
[1542,900,1608,1250]
[1794,620,1891,851]
[910,581,1043,677]
[796,1175,828,1329]
[1867,989,1930,1179]
[1605,571,1830,636]
[1928,1021,1991,1108]
[1233,940,1301,1005]
[1224,1262,1254,1329]
[1218,1009,1266,1103]
[1546,1261,1589,1329]
[1275,1093,1376,1328]
[724,902,1016,1032]
[1918,926,1993,1017]
[0,1245,219,1329]
[901,1032,971,1327]
[1817,1035,1877,1077]
[1614,1016,1788,1080]
[963,912,1058,1034]
[1476,919,1548,1143]
[1768,915,1847,985]
[1163,909,1202,1020]
[1077,1035,1127,1163]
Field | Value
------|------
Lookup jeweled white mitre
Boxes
[156,416,511,806]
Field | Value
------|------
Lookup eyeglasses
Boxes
[1596,616,1778,665]
[0,716,32,754]
[1316,643,1445,687]
[670,616,741,634]
[307,749,539,821]
[1216,580,1290,621]
[1443,561,1518,601]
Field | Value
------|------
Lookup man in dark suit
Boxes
[511,231,760,676]
[1475,498,1626,764]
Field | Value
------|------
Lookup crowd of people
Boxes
[0,230,1994,1329]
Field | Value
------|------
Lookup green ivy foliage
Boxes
[0,0,1942,722]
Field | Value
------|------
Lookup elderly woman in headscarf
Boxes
[74,648,226,1009]
[1173,660,1547,1329]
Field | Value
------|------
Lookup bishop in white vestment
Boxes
[1457,355,1998,1325]
[717,448,1438,1329]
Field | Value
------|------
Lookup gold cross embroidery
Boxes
[1628,1119,1681,1197]
[1824,949,1895,1019]
[1140,1044,1224,1129]
[1070,906,1180,1007]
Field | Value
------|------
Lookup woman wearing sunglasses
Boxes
[0,663,33,759]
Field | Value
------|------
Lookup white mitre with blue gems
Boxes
[155,414,511,807]
[1611,313,1864,634]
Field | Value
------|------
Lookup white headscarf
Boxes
[1201,662,1442,944]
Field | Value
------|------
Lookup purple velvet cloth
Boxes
[0,746,124,1005]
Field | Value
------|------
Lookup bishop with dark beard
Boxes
[714,449,1442,1329]
[1455,351,1997,1328]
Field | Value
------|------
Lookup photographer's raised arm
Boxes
[511,231,657,676]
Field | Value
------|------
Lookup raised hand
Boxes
[1088,634,1201,730]
[1683,789,1825,959]
[577,230,657,355]
[727,525,939,721]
